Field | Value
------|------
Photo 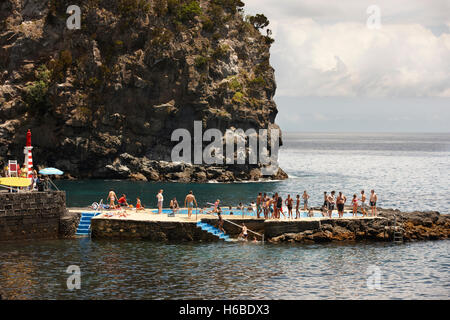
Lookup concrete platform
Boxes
[68,207,382,242]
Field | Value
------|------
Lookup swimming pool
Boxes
[151,208,359,219]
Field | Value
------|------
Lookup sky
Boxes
[243,0,450,132]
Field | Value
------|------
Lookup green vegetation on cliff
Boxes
[0,0,284,182]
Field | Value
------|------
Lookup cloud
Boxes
[243,0,450,98]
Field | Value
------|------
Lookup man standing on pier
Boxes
[360,190,367,216]
[370,190,378,216]
[157,189,164,214]
[327,191,336,218]
[184,191,197,219]
[336,192,347,218]
[296,194,300,219]
[256,192,262,219]
[322,192,328,217]
[285,195,294,219]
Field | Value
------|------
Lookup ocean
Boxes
[0,132,449,299]
[58,132,450,214]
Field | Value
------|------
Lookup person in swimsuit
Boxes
[302,190,310,210]
[267,196,273,219]
[352,194,359,217]
[107,190,119,209]
[217,210,225,234]
[169,197,179,214]
[213,199,221,213]
[322,192,328,217]
[262,193,268,219]
[118,194,129,207]
[256,192,262,219]
[240,223,248,240]
[156,189,164,214]
[327,191,336,218]
[276,194,284,219]
[360,190,367,217]
[295,194,300,219]
[273,193,279,219]
[279,202,284,217]
[250,201,256,214]
[307,208,314,217]
[184,191,197,219]
[285,194,293,219]
[238,203,244,216]
[136,197,144,210]
[336,192,346,218]
[370,190,378,216]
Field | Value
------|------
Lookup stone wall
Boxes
[0,191,77,241]
[91,218,221,242]
[264,220,321,238]
[90,210,450,243]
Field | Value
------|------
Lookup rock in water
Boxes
[0,0,287,182]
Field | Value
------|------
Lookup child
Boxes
[169,197,179,215]
[307,208,314,217]
[136,198,144,210]
[352,194,359,217]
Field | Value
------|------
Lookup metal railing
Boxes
[89,199,103,238]
[210,212,264,243]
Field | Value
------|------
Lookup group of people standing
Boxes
[254,189,379,219]
[255,191,312,219]
[156,189,199,219]
[105,188,378,220]
[321,189,378,218]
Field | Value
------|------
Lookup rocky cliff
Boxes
[0,0,288,182]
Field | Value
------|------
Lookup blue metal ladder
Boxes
[196,221,232,242]
[75,212,97,236]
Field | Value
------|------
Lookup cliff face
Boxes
[0,0,287,182]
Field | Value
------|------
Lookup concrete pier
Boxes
[73,208,384,242]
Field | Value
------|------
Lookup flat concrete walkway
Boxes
[68,207,382,223]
